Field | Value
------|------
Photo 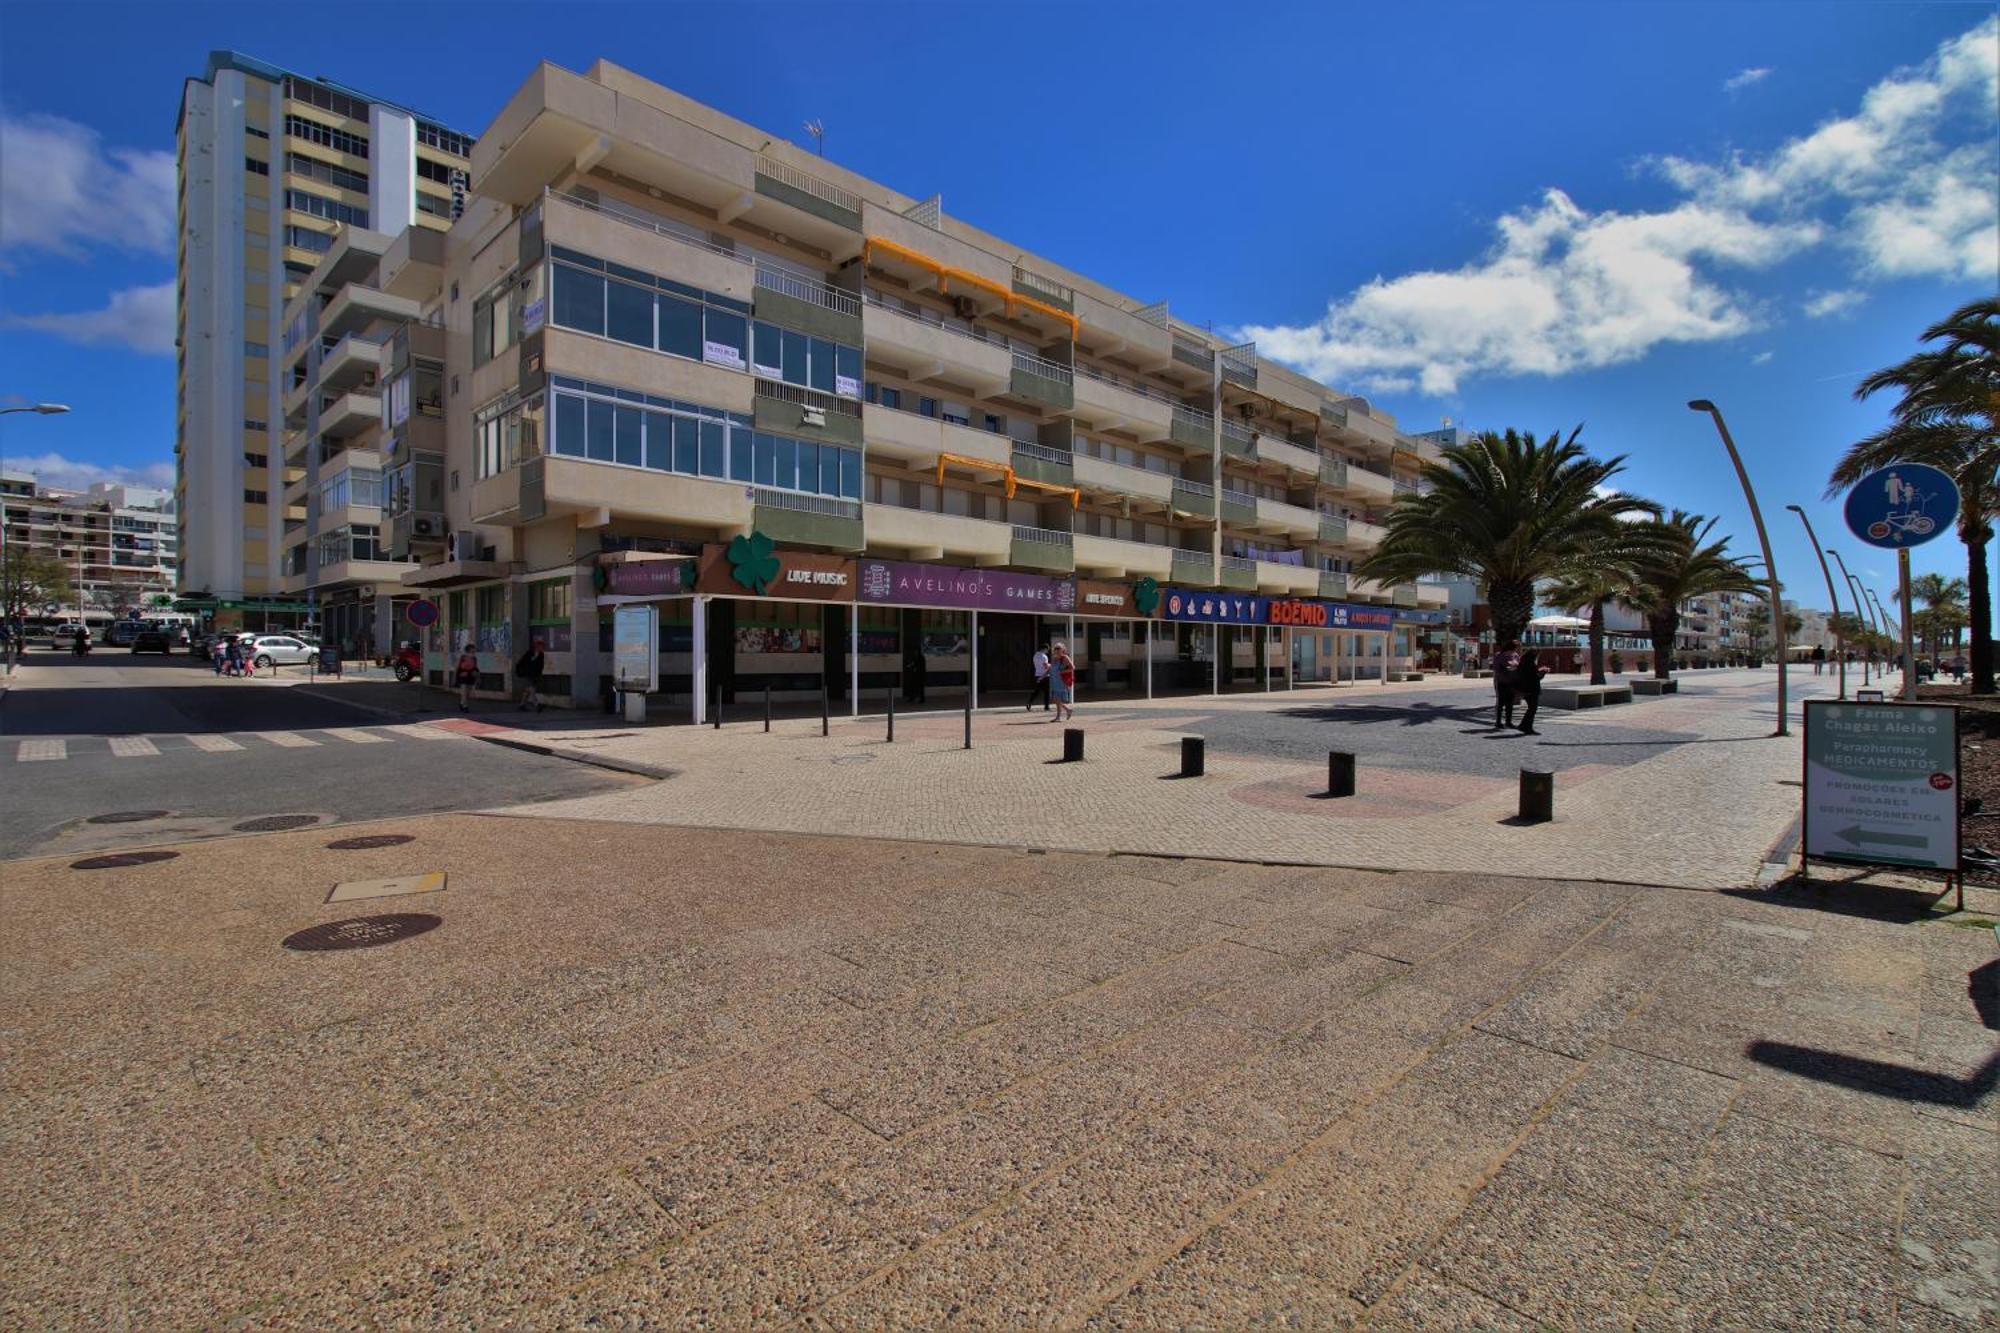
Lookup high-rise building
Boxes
[1,472,178,613]
[175,51,470,634]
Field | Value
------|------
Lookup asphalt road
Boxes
[0,649,640,859]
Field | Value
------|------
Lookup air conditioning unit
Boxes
[951,295,978,319]
[801,406,827,428]
[356,585,376,600]
[410,515,442,538]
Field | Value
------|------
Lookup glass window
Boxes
[553,394,585,457]
[605,279,653,347]
[657,295,702,358]
[552,265,605,336]
[753,433,776,486]
[834,345,862,398]
[809,338,836,394]
[704,309,747,369]
[792,441,818,495]
[614,406,643,467]
[752,321,783,377]
[773,436,796,489]
[840,448,861,499]
[673,414,700,474]
[698,419,725,477]
[919,397,938,418]
[780,328,807,386]
[645,410,673,470]
[586,399,615,462]
[879,386,901,411]
[729,425,752,482]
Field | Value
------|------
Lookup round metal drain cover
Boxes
[87,810,171,825]
[325,834,415,850]
[282,913,442,952]
[233,814,321,833]
[71,850,180,870]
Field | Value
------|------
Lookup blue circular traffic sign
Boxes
[406,599,440,628]
[1843,463,1958,549]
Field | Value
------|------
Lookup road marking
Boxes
[324,727,391,745]
[109,737,161,757]
[16,740,66,762]
[185,734,245,752]
[257,731,320,748]
[381,723,462,740]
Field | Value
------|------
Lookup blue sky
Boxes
[1,1,1994,610]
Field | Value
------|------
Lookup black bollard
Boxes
[764,682,772,733]
[886,687,895,743]
[963,694,972,750]
[712,690,721,729]
[1328,751,1355,798]
[821,679,829,738]
[1180,736,1205,777]
[1518,769,1554,824]
[1062,728,1085,763]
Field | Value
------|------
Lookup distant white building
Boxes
[0,471,178,613]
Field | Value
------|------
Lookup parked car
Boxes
[243,634,315,667]
[50,622,86,646]
[130,627,175,654]
[106,621,142,648]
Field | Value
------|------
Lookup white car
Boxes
[244,634,315,667]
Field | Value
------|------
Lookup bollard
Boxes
[1518,769,1554,824]
[1180,736,1205,777]
[712,691,721,730]
[764,682,772,733]
[963,694,972,750]
[821,679,829,738]
[1327,751,1355,798]
[886,687,895,743]
[1062,728,1085,763]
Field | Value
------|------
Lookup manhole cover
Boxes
[86,810,171,825]
[233,815,321,833]
[282,913,442,952]
[325,834,415,850]
[71,850,180,870]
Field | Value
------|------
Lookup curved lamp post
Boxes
[1826,549,1874,683]
[0,403,72,675]
[1786,506,1846,699]
[1688,400,1787,736]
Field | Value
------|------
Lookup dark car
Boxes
[131,628,174,654]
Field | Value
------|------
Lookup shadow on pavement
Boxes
[0,685,384,736]
[1275,702,1495,728]
[1747,1037,1999,1107]
[1721,877,1954,925]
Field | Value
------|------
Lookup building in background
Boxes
[1,472,178,614]
[175,51,470,634]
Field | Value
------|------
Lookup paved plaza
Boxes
[3,808,1995,1329]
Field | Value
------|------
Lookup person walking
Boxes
[1491,638,1521,730]
[1049,640,1077,723]
[1025,642,1052,712]
[223,634,244,677]
[454,643,479,712]
[1811,644,1826,676]
[514,638,546,712]
[1512,647,1549,735]
[211,634,226,676]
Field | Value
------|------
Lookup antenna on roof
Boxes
[804,120,824,157]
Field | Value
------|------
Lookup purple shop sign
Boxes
[857,560,1076,613]
[603,559,696,597]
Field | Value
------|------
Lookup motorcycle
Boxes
[391,643,424,682]
[71,632,91,657]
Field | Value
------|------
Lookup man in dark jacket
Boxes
[1512,647,1548,735]
[515,638,547,712]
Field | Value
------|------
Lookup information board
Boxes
[1802,700,1959,871]
[612,605,658,693]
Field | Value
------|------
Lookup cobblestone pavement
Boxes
[1,814,1991,1329]
[494,670,1854,890]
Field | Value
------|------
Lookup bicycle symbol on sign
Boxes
[1866,496,1937,541]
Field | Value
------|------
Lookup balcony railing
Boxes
[547,187,747,264]
[1172,404,1214,436]
[863,290,1014,351]
[1010,440,1072,465]
[1072,359,1174,405]
[753,488,861,520]
[754,263,860,319]
[1012,523,1073,548]
[1011,349,1073,385]
[1172,334,1214,372]
[1170,476,1215,498]
[753,378,863,419]
[1221,555,1258,573]
[752,155,861,214]
[1011,265,1074,308]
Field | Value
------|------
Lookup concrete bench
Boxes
[1540,683,1633,709]
[1386,671,1425,683]
[1462,668,1495,679]
[1630,678,1678,695]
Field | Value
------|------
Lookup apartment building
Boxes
[1,473,178,613]
[396,59,1449,710]
[176,51,470,634]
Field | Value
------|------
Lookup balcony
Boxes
[311,556,417,591]
[1072,289,1173,372]
[1008,350,1073,412]
[752,488,863,551]
[1256,433,1322,478]
[1345,518,1388,549]
[866,503,1010,564]
[1072,454,1174,508]
[317,334,382,394]
[753,155,862,232]
[1219,489,1258,528]
[1220,420,1255,461]
[1319,457,1348,488]
[1257,559,1318,596]
[1170,405,1214,453]
[1171,549,1214,585]
[751,262,862,347]
[1417,582,1450,607]
[1219,343,1258,389]
[1073,532,1173,579]
[1255,497,1320,540]
[1318,571,1349,599]
[543,187,754,305]
[1170,477,1215,520]
[1070,363,1174,438]
[1220,554,1258,591]
[318,390,380,440]
[1347,576,1395,603]
[319,284,420,341]
[752,379,863,448]
[1392,584,1420,608]
[1338,466,1395,503]
[1010,524,1074,574]
[1009,440,1073,489]
[863,405,1011,471]
[862,298,1011,395]
[1317,515,1349,545]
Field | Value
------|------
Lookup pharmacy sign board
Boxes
[1802,700,1959,871]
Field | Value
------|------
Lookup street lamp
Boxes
[1688,400,1788,736]
[0,403,73,674]
[1826,549,1875,683]
[1786,505,1846,699]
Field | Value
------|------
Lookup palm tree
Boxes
[1910,572,1968,662]
[1357,428,1654,652]
[1621,512,1761,679]
[1829,298,1998,692]
[1543,517,1669,684]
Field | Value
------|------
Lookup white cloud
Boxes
[1,451,173,492]
[1724,67,1771,93]
[1801,288,1865,318]
[0,112,175,261]
[5,282,176,354]
[1238,17,1998,397]
[1751,350,1775,365]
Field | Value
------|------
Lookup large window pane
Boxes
[809,338,836,394]
[698,419,725,477]
[704,309,747,370]
[773,436,796,490]
[605,279,653,347]
[834,345,862,398]
[657,296,702,359]
[586,399,615,462]
[729,424,752,482]
[552,265,605,336]
[753,432,776,486]
[645,411,673,470]
[752,321,783,377]
[780,329,807,387]
[840,447,861,499]
[673,415,699,474]
[614,405,643,466]
[822,447,843,495]
[553,393,585,456]
[795,442,820,495]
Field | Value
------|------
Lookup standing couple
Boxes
[1026,641,1077,723]
[1488,638,1547,735]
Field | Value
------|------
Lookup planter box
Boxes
[1631,678,1678,695]
[1542,683,1634,709]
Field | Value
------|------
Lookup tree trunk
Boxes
[1967,518,1994,693]
[1487,578,1535,655]
[1647,611,1678,679]
[1588,600,1606,685]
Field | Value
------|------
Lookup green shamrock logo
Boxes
[727,530,781,595]
[1133,576,1161,616]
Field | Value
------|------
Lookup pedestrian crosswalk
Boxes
[10,723,473,762]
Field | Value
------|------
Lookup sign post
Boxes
[1842,462,1959,700]
[1802,699,1962,908]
